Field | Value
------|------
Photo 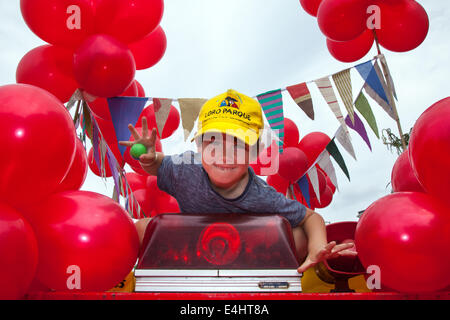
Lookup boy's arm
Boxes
[296,208,357,273]
[139,151,164,176]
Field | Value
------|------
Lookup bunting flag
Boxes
[355,61,395,120]
[307,166,321,203]
[153,98,173,137]
[286,83,315,120]
[378,54,397,100]
[373,60,395,111]
[178,98,207,141]
[314,77,349,134]
[317,150,338,191]
[297,176,311,208]
[107,97,148,156]
[257,89,285,153]
[346,113,372,151]
[92,118,101,171]
[354,92,379,139]
[326,140,350,181]
[106,147,121,200]
[335,125,356,160]
[332,69,355,124]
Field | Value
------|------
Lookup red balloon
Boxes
[266,174,290,195]
[20,0,96,48]
[0,202,38,299]
[136,104,180,139]
[133,189,156,217]
[277,147,309,183]
[311,186,333,208]
[409,97,450,206]
[24,191,139,292]
[355,192,450,293]
[129,26,167,70]
[135,80,146,98]
[327,29,374,63]
[87,147,112,177]
[375,0,429,52]
[391,150,424,193]
[16,45,78,103]
[283,118,300,148]
[0,84,76,208]
[297,132,332,166]
[299,0,324,17]
[73,34,136,98]
[95,0,164,44]
[155,192,180,215]
[55,138,88,192]
[317,0,369,41]
[121,172,147,196]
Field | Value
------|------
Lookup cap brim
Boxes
[191,122,260,146]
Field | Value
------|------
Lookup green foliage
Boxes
[381,128,412,155]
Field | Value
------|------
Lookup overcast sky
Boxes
[1,1,449,223]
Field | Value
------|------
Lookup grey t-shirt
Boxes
[156,151,307,228]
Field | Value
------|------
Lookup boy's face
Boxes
[199,133,252,189]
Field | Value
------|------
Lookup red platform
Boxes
[25,291,450,300]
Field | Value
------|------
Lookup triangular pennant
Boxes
[106,147,121,200]
[297,175,311,208]
[355,61,395,119]
[153,98,173,137]
[257,89,285,154]
[335,125,356,160]
[107,97,148,156]
[378,54,397,100]
[345,113,372,151]
[286,83,315,120]
[326,140,350,181]
[314,77,349,134]
[332,69,355,124]
[317,151,339,191]
[82,101,93,139]
[354,92,379,139]
[307,166,321,203]
[99,138,108,178]
[92,118,101,170]
[178,98,207,141]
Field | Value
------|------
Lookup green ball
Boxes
[130,143,147,160]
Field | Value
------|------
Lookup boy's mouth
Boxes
[213,163,237,172]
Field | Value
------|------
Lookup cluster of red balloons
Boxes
[356,97,450,293]
[252,118,336,210]
[122,174,180,218]
[299,0,429,62]
[17,0,167,101]
[0,84,139,299]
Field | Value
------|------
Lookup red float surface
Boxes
[25,291,450,300]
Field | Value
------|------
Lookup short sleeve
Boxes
[156,151,201,197]
[156,155,178,196]
[270,190,307,228]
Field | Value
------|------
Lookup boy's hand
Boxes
[296,241,358,274]
[118,117,158,167]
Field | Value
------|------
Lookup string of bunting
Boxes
[66,53,398,213]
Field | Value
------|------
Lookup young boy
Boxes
[120,89,356,273]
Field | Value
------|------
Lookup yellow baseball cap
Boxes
[193,89,264,145]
